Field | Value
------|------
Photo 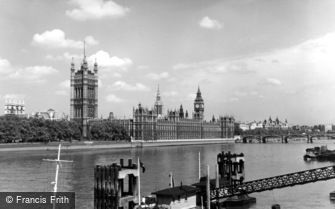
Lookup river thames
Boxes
[1,140,335,209]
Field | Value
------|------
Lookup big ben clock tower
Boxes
[193,86,204,120]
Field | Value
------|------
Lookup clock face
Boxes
[195,104,200,108]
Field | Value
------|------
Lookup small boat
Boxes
[304,146,335,161]
[330,191,335,200]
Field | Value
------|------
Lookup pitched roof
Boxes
[152,185,199,198]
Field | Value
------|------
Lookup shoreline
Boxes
[0,138,235,152]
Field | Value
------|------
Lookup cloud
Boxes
[4,94,25,100]
[46,52,82,61]
[137,65,149,70]
[187,93,196,100]
[85,35,99,45]
[55,90,68,96]
[8,66,58,83]
[66,0,129,21]
[173,58,254,75]
[112,72,122,78]
[46,50,132,73]
[0,56,58,84]
[33,29,98,49]
[162,91,178,97]
[264,78,282,86]
[110,81,150,91]
[59,80,70,88]
[3,94,25,104]
[199,16,223,30]
[106,94,124,103]
[228,97,239,102]
[146,72,169,80]
[232,90,264,100]
[0,57,13,74]
[88,50,132,70]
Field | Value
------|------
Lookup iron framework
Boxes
[210,165,335,200]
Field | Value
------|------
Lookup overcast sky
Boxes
[1,0,335,125]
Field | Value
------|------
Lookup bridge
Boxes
[240,133,335,143]
[210,165,335,200]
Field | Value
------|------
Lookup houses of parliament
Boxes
[70,54,235,140]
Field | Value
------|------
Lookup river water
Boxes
[1,140,335,209]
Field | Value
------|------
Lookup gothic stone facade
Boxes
[70,57,98,139]
[132,87,234,140]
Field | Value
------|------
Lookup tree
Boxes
[90,120,130,141]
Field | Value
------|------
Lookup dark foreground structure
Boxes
[94,152,335,209]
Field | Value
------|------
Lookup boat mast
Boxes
[207,165,210,209]
[43,144,73,193]
[138,157,141,208]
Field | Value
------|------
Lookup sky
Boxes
[1,0,335,125]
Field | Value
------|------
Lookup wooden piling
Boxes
[94,164,120,209]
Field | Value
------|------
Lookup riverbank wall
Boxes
[0,138,235,152]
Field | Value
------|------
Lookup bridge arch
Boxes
[261,135,283,143]
[242,135,261,143]
[284,134,313,143]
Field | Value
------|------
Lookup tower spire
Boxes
[84,40,86,57]
[154,84,163,115]
[71,57,75,72]
[82,40,87,64]
[157,84,160,98]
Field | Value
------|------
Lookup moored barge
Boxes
[303,146,335,161]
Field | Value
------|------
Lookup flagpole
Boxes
[199,152,201,180]
[138,157,141,208]
[54,144,61,193]
[207,165,210,209]
[215,164,219,188]
[43,144,73,209]
[201,196,204,209]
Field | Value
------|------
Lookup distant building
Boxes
[154,85,163,117]
[238,118,288,131]
[70,51,98,139]
[238,121,263,131]
[193,86,204,120]
[263,117,289,130]
[4,98,25,116]
[325,124,332,132]
[239,123,249,131]
[249,121,263,130]
[33,108,58,120]
[132,86,234,140]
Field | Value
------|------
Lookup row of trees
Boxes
[90,120,130,141]
[0,115,130,143]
